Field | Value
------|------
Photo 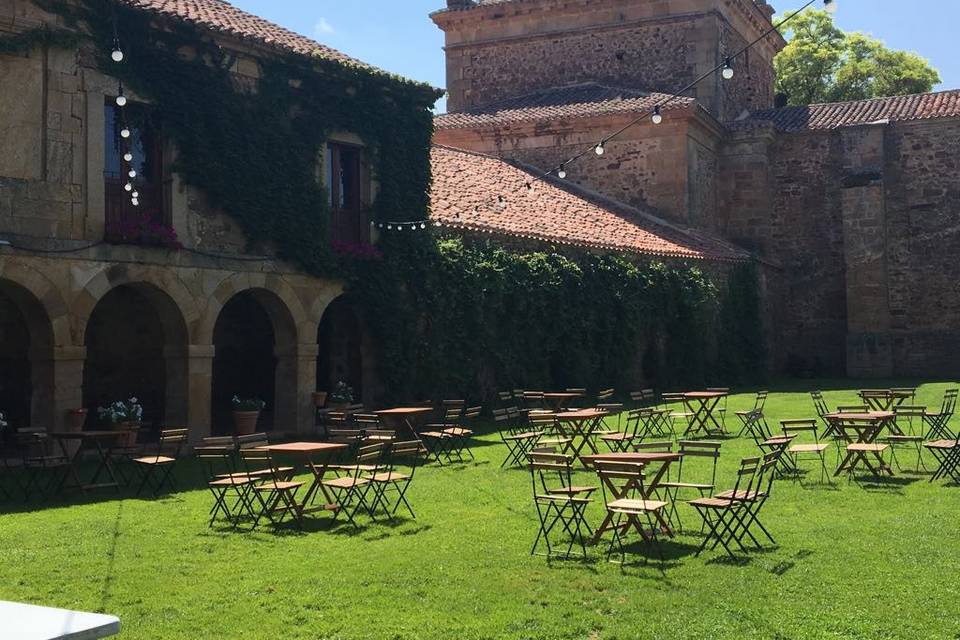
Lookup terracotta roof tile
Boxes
[430,145,748,262]
[744,90,960,132]
[435,83,693,129]
[121,0,374,70]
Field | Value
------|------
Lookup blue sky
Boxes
[229,0,959,112]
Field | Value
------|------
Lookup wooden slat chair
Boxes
[740,408,773,445]
[235,433,295,479]
[522,391,546,411]
[419,404,463,465]
[327,428,367,462]
[887,406,928,473]
[780,419,832,484]
[924,432,960,484]
[529,412,572,455]
[810,390,835,436]
[594,460,667,565]
[687,456,761,558]
[706,387,730,431]
[238,448,305,529]
[922,389,958,440]
[15,429,69,501]
[659,440,722,531]
[0,437,21,502]
[633,440,674,454]
[735,391,769,437]
[712,451,779,553]
[754,429,798,477]
[599,408,645,452]
[441,405,480,462]
[132,428,188,497]
[660,393,690,437]
[837,404,869,413]
[199,446,256,529]
[563,388,587,411]
[528,449,594,559]
[834,418,892,480]
[323,443,387,527]
[595,400,625,435]
[630,389,658,410]
[497,408,542,468]
[364,440,426,519]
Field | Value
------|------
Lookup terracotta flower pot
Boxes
[233,410,261,435]
[115,421,140,449]
[312,391,328,408]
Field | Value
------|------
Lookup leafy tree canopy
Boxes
[774,9,941,106]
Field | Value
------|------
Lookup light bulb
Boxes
[722,57,734,80]
[652,106,663,125]
[132,191,139,198]
[123,152,133,162]
[387,224,392,230]
[824,0,836,14]
[111,48,124,63]
[595,142,605,156]
[128,169,136,178]
[434,220,441,227]
[131,198,139,206]
[124,183,133,192]
[558,164,567,179]
[120,128,131,138]
[116,94,127,107]
[420,223,426,229]
[397,224,403,230]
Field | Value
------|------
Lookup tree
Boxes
[774,9,941,106]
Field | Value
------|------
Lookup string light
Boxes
[123,152,133,162]
[120,127,130,139]
[557,164,567,179]
[132,191,139,198]
[124,182,133,192]
[116,83,127,107]
[722,57,734,80]
[594,142,605,156]
[651,105,663,125]
[131,198,139,206]
[111,39,124,63]
[128,169,137,178]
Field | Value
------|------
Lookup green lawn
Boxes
[3,380,960,639]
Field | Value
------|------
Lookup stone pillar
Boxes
[163,345,189,427]
[40,346,86,431]
[275,343,319,436]
[185,345,215,442]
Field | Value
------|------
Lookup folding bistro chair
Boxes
[687,456,762,558]
[199,445,256,529]
[887,406,927,473]
[420,405,462,464]
[132,428,188,497]
[924,429,960,483]
[780,419,832,484]
[594,460,668,565]
[712,452,779,553]
[599,408,645,452]
[706,388,730,432]
[238,448,305,529]
[811,391,832,433]
[659,440,721,531]
[15,429,69,501]
[529,412,573,455]
[366,440,426,519]
[497,408,541,468]
[442,405,480,461]
[922,389,958,440]
[323,443,387,527]
[660,393,689,437]
[736,391,769,437]
[528,450,595,559]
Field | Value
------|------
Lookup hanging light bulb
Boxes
[124,182,133,192]
[595,142,605,156]
[420,223,427,229]
[434,220,442,227]
[823,0,837,14]
[116,84,127,107]
[123,152,133,162]
[128,169,137,179]
[111,39,124,63]
[557,164,567,179]
[722,57,734,80]
[387,224,393,230]
[652,105,663,125]
[120,127,131,139]
[132,191,139,198]
[131,197,139,206]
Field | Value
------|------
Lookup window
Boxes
[326,142,368,245]
[104,99,164,239]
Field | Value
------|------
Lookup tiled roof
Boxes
[430,145,748,262]
[435,83,694,129]
[121,0,373,71]
[744,90,960,132]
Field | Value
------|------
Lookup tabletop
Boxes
[375,407,434,416]
[683,391,728,399]
[543,392,583,399]
[259,442,347,454]
[556,409,608,419]
[48,431,127,439]
[824,411,895,421]
[581,451,682,464]
[2,600,120,639]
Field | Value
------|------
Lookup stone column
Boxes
[36,345,86,431]
[185,345,215,442]
[162,345,190,427]
[275,343,319,435]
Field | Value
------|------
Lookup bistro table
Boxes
[375,407,434,440]
[859,389,914,415]
[257,442,347,514]
[49,430,128,494]
[555,409,608,460]
[581,451,683,542]
[682,390,728,437]
[825,411,895,477]
[3,600,120,640]
[542,392,584,412]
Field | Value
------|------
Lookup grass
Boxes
[3,379,960,639]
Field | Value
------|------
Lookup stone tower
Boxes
[431,0,784,121]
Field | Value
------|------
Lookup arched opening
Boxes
[317,297,366,403]
[211,289,297,435]
[82,284,188,429]
[0,281,54,430]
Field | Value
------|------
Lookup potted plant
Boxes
[232,395,266,435]
[97,397,143,448]
[63,408,87,456]
[328,381,354,410]
[312,391,328,408]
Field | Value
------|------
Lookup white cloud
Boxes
[314,18,335,36]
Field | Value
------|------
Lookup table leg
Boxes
[88,439,122,491]
[55,437,85,494]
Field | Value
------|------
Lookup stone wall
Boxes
[433,0,782,119]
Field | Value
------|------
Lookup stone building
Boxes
[432,0,960,377]
[0,0,745,438]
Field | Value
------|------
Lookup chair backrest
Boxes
[238,446,273,477]
[661,392,685,405]
[201,435,236,449]
[633,440,673,453]
[497,391,514,405]
[365,429,397,442]
[596,403,623,417]
[594,460,647,505]
[894,405,926,419]
[236,433,268,449]
[522,391,545,409]
[676,439,721,485]
[196,445,235,480]
[940,388,959,416]
[837,405,868,414]
[442,399,466,409]
[438,406,463,423]
[528,450,576,495]
[780,419,820,443]
[565,388,587,396]
[328,428,365,444]
[157,428,189,456]
[810,391,829,418]
[596,388,615,402]
[353,413,382,428]
[388,440,425,472]
[528,412,558,433]
[726,456,761,501]
[353,443,386,471]
[754,391,769,411]
[493,408,510,426]
[463,406,482,421]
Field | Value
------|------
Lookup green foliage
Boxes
[775,9,940,105]
[347,236,765,401]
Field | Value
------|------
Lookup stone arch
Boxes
[209,286,302,435]
[80,280,191,428]
[0,260,71,347]
[0,277,57,429]
[316,295,377,404]
[196,273,309,347]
